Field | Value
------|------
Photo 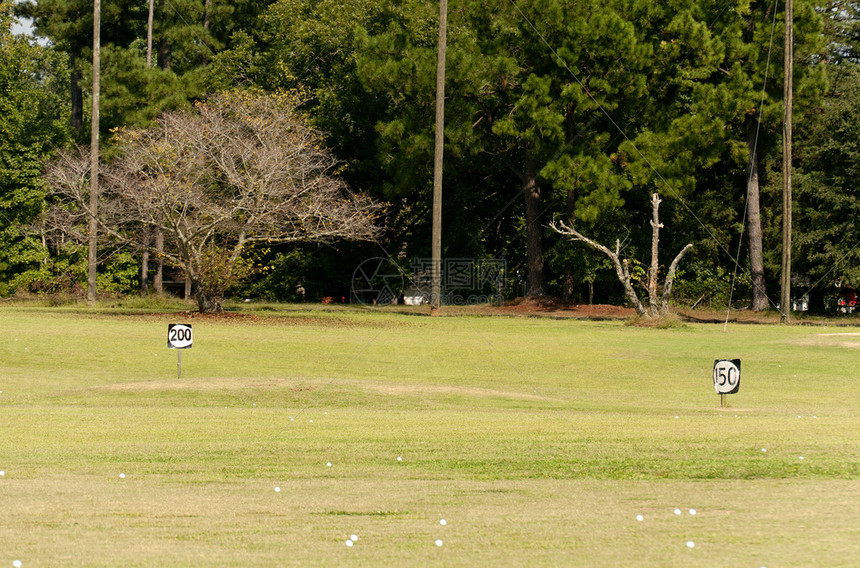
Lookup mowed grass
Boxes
[0,305,858,567]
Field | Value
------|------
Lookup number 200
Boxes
[170,327,191,342]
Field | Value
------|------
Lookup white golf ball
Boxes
[119,473,126,479]
[0,470,5,476]
[345,540,353,547]
[350,534,358,542]
[14,561,22,568]
[761,448,767,452]
[435,539,443,547]
[326,462,332,467]
[274,487,281,492]
[440,519,447,526]
[309,420,313,423]
[636,515,644,521]
[674,509,681,515]
[689,509,696,515]
[686,541,695,548]
[397,456,402,462]
[799,456,804,460]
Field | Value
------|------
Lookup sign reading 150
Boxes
[168,324,193,349]
[713,359,740,394]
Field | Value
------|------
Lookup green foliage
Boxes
[0,3,71,295]
[795,65,860,288]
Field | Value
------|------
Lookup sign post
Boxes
[713,359,740,407]
[168,324,193,379]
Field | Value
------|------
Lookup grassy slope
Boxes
[0,305,858,566]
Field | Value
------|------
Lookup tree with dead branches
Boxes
[45,91,382,312]
[550,193,692,320]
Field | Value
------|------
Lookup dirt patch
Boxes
[478,298,635,320]
[364,382,551,401]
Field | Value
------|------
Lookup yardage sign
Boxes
[713,359,740,394]
[168,324,193,349]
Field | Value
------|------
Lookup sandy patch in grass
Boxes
[93,377,545,401]
[363,381,548,401]
[791,332,860,349]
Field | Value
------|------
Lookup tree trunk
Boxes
[146,0,155,68]
[746,115,768,311]
[195,284,223,313]
[140,225,150,295]
[70,47,83,132]
[185,276,192,300]
[153,227,164,294]
[648,193,662,316]
[522,155,545,297]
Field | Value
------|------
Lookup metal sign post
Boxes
[168,324,193,379]
[713,359,741,407]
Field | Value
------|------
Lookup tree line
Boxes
[2,0,859,312]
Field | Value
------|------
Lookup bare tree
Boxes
[45,92,382,312]
[550,193,692,320]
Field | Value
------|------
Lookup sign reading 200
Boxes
[168,324,193,349]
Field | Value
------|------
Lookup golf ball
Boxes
[689,509,697,515]
[761,448,767,452]
[14,561,22,568]
[435,539,443,547]
[345,540,353,547]
[440,519,447,526]
[799,456,804,460]
[274,487,281,492]
[119,473,126,479]
[0,471,5,476]
[636,515,644,521]
[674,509,681,515]
[686,541,695,548]
[326,462,332,467]
[397,456,402,462]
[350,535,358,542]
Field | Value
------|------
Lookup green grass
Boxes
[1,305,858,566]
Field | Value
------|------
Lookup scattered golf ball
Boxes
[674,509,682,515]
[440,519,447,526]
[309,420,313,423]
[274,487,281,492]
[14,561,22,568]
[119,473,126,479]
[350,535,358,542]
[435,539,443,547]
[761,448,767,452]
[689,509,697,515]
[289,417,294,421]
[345,540,353,547]
[675,416,679,419]
[686,541,695,548]
[397,456,402,462]
[636,515,644,522]
[0,471,5,476]
[799,456,805,460]
[326,462,332,467]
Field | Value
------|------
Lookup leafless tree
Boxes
[44,92,382,312]
[551,193,692,320]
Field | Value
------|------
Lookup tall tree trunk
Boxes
[70,47,83,132]
[746,115,769,311]
[154,227,164,294]
[146,0,155,68]
[648,193,662,316]
[140,225,150,295]
[522,155,545,297]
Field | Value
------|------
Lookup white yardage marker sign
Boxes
[713,359,740,394]
[168,324,193,349]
